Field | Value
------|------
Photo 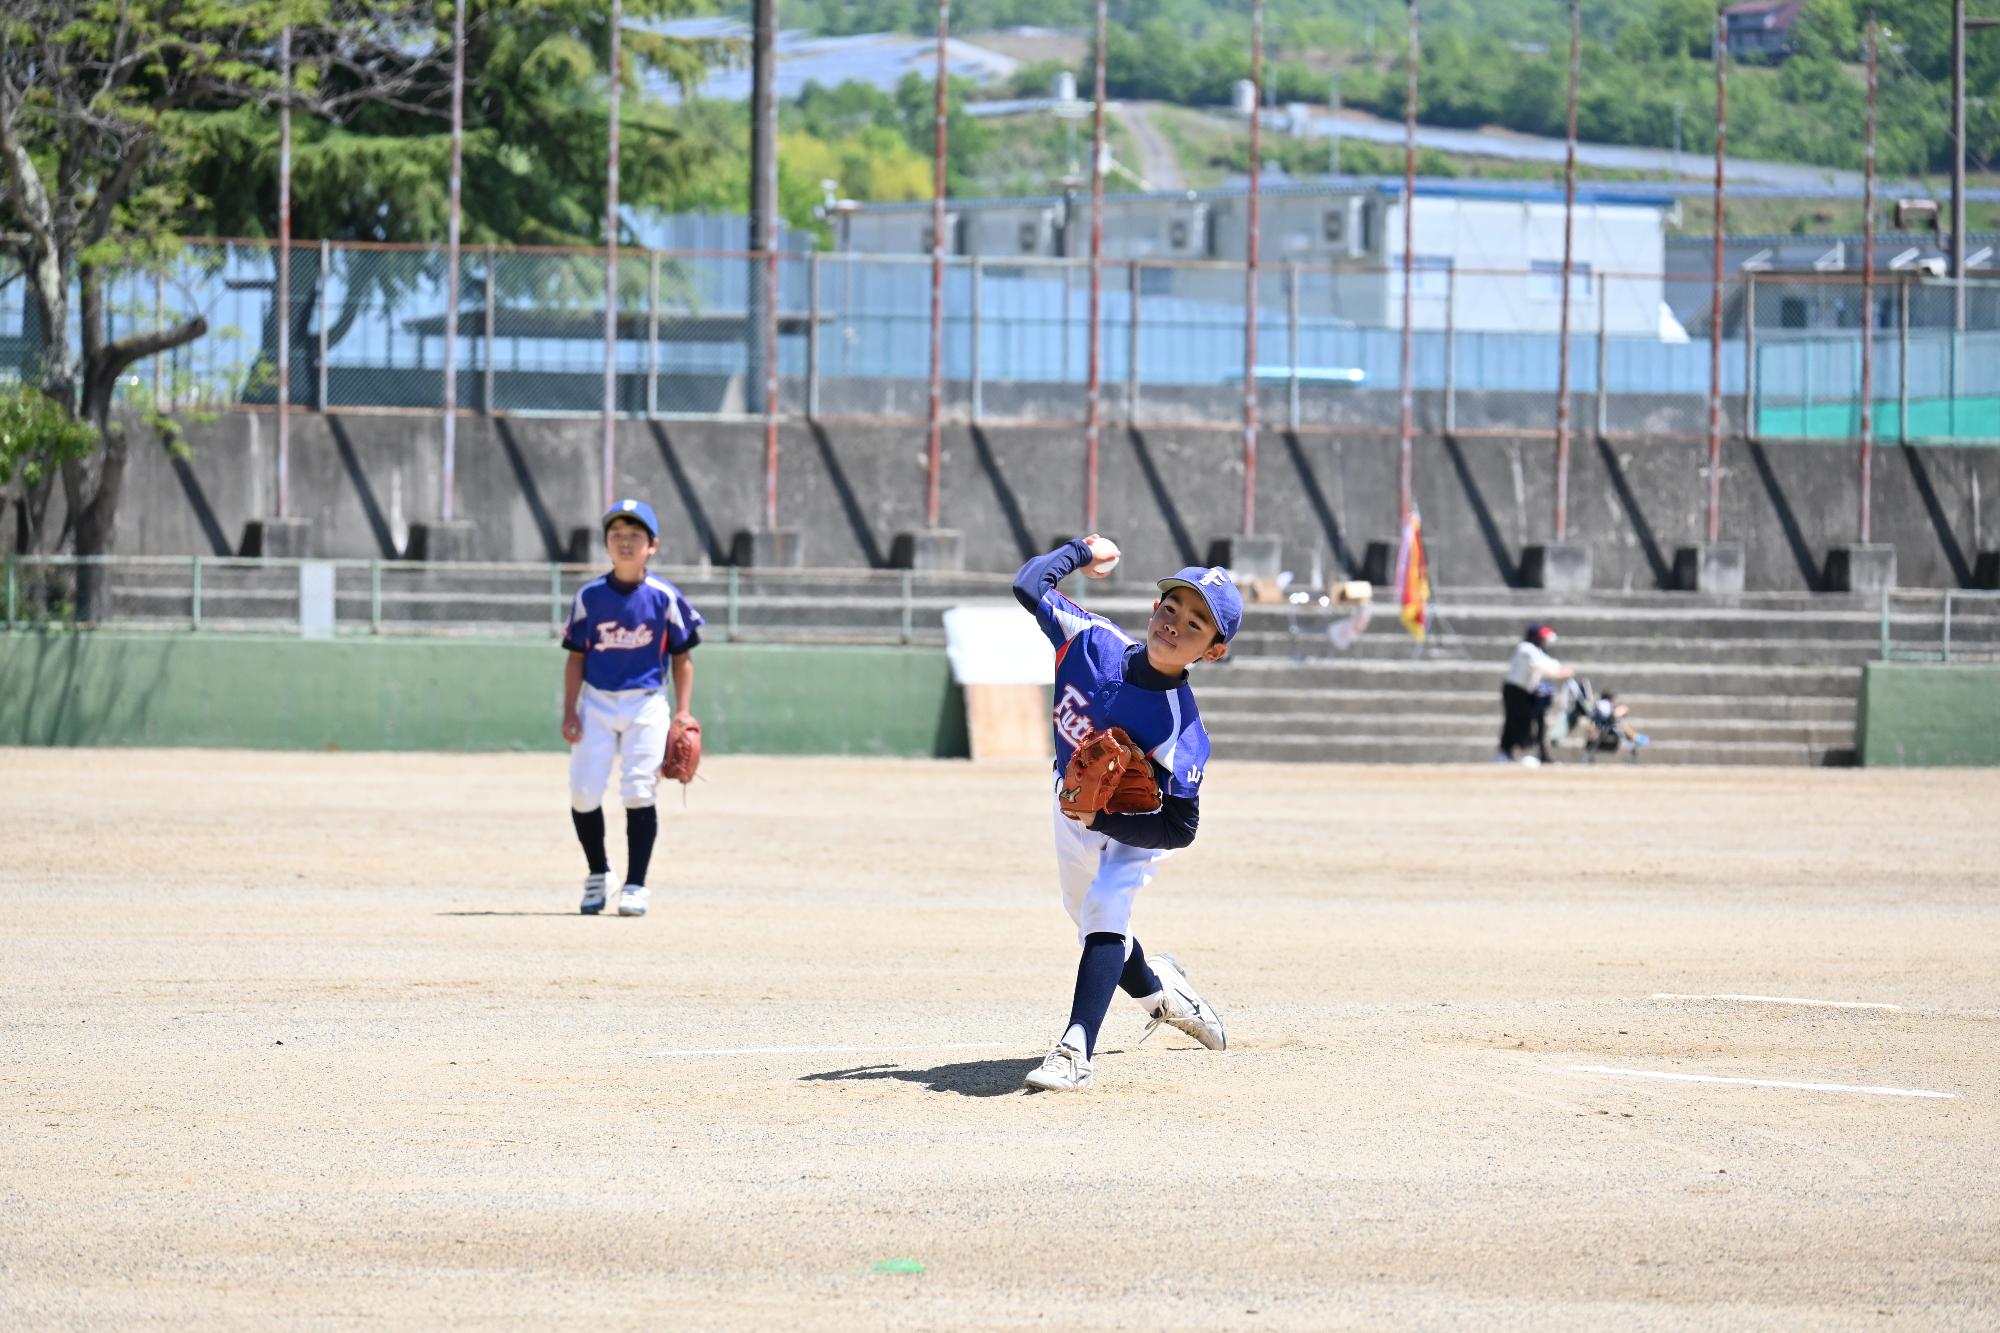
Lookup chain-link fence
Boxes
[4,240,1996,442]
[1749,274,2000,444]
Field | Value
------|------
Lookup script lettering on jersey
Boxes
[1052,684,1095,747]
[593,621,656,651]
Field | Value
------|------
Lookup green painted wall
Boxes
[1857,662,2000,767]
[1758,395,2000,444]
[0,633,969,758]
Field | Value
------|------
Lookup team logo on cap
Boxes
[1199,567,1229,586]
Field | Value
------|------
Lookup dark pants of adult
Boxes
[1498,682,1539,758]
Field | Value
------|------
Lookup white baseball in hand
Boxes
[1082,533,1121,578]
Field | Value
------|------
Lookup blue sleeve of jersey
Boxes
[1012,539,1096,648]
[561,589,593,654]
[1155,706,1212,801]
[665,588,705,656]
[1094,788,1199,851]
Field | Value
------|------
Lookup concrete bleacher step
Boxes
[1208,710,1853,745]
[1209,657,1862,697]
[1196,686,1857,723]
[1218,734,1857,767]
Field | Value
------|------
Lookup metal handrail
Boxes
[0,552,1016,642]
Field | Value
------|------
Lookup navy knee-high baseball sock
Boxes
[624,805,658,886]
[1117,936,1162,1001]
[571,809,610,876]
[1062,932,1129,1058]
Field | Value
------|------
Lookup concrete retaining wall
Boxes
[0,633,969,758]
[30,409,2000,592]
[1857,662,2000,767]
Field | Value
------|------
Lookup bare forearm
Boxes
[670,652,694,716]
[563,653,584,713]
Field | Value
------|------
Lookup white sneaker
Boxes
[1141,954,1227,1050]
[1022,1041,1093,1092]
[579,873,609,915]
[617,883,650,917]
[1518,754,1543,769]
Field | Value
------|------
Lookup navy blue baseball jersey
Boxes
[1014,542,1211,850]
[562,574,703,691]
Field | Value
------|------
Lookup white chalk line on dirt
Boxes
[1568,1064,1955,1099]
[1650,992,1903,1010]
[650,1041,1010,1059]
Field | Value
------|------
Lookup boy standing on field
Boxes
[1011,534,1240,1092]
[561,499,702,917]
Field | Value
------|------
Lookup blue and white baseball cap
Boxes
[602,498,660,539]
[1156,565,1244,643]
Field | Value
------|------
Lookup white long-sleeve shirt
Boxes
[1503,640,1563,690]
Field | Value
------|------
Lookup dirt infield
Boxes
[3,750,1996,1329]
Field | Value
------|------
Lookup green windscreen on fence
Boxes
[0,633,971,758]
[1857,661,2000,767]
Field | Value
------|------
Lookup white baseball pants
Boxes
[1051,784,1175,949]
[569,684,671,811]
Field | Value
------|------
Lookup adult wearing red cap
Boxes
[1498,624,1574,766]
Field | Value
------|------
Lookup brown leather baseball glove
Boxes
[660,716,702,787]
[1059,727,1162,819]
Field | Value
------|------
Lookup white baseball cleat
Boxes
[579,873,609,915]
[1141,954,1227,1050]
[1022,1041,1093,1092]
[617,883,650,917]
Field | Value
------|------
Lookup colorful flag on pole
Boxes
[1395,508,1430,641]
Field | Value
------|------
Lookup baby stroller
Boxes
[1561,679,1648,763]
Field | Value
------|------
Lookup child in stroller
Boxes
[1554,678,1647,762]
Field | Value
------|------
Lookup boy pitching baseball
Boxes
[560,499,702,917]
[1011,535,1240,1092]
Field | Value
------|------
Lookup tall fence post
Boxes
[1442,265,1457,437]
[969,255,982,424]
[807,250,822,420]
[316,240,331,410]
[483,245,497,413]
[1898,278,1910,443]
[190,555,203,632]
[646,249,660,418]
[152,270,167,411]
[3,555,14,628]
[1744,273,1758,441]
[1287,263,1301,432]
[1127,262,1142,424]
[1595,277,1609,438]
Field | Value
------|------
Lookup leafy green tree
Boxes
[0,0,443,583]
[0,383,97,555]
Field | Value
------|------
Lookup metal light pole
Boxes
[1554,0,1580,542]
[441,0,465,523]
[1951,5,2000,332]
[1242,0,1263,536]
[602,0,622,511]
[1706,3,1727,545]
[925,0,950,531]
[277,25,292,520]
[1398,0,1418,528]
[1860,18,1877,544]
[751,0,778,526]
[1084,0,1107,532]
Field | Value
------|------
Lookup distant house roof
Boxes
[651,19,1018,104]
[843,178,1679,216]
[1725,1,1806,27]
